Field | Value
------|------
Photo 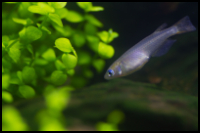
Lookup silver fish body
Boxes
[104,16,196,80]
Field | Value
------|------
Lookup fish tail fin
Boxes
[174,16,196,34]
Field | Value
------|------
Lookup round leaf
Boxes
[77,51,91,65]
[85,14,102,27]
[72,32,86,47]
[54,8,68,19]
[77,2,92,11]
[65,10,84,23]
[55,38,73,52]
[19,85,35,98]
[2,91,13,103]
[2,106,28,131]
[51,70,67,86]
[84,22,97,35]
[42,48,56,61]
[62,53,77,70]
[22,66,36,83]
[25,26,42,42]
[90,6,104,12]
[28,2,55,15]
[48,2,67,9]
[49,13,63,27]
[97,31,108,43]
[86,35,99,52]
[2,74,10,89]
[55,59,66,70]
[98,42,115,59]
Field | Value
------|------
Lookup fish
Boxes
[104,16,196,80]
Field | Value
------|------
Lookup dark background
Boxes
[87,2,198,84]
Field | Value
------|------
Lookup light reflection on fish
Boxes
[104,16,196,80]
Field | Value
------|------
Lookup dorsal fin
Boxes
[154,23,168,33]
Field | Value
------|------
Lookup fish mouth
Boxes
[104,73,112,80]
[104,74,109,80]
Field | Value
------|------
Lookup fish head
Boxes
[104,61,123,80]
[104,52,149,80]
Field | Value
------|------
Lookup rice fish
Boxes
[104,16,196,80]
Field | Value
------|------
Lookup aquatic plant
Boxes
[2,2,118,131]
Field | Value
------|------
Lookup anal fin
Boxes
[152,39,176,57]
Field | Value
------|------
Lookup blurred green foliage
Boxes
[2,2,118,131]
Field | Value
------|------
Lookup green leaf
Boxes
[28,2,55,15]
[62,53,77,70]
[86,35,99,52]
[72,32,86,48]
[13,17,27,25]
[2,91,13,103]
[54,8,68,19]
[107,110,125,124]
[84,22,97,35]
[8,40,22,63]
[92,59,105,73]
[77,2,104,12]
[90,6,104,12]
[19,85,35,98]
[55,38,73,52]
[37,23,51,34]
[22,66,36,83]
[108,29,119,42]
[19,26,42,42]
[51,70,67,86]
[98,42,114,59]
[42,48,56,62]
[65,10,84,23]
[26,44,34,56]
[48,2,67,9]
[2,35,9,47]
[45,87,70,111]
[8,47,21,63]
[34,58,48,66]
[49,13,63,27]
[2,74,10,89]
[66,69,75,76]
[19,28,26,41]
[12,18,33,25]
[76,2,92,12]
[55,60,66,70]
[97,31,109,43]
[18,2,32,18]
[85,14,102,27]
[26,26,42,42]
[17,71,23,83]
[77,51,91,65]
[8,40,22,49]
[96,122,118,131]
[97,29,119,43]
[2,106,28,131]
[53,24,72,37]
[28,5,46,15]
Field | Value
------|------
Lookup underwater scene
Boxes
[2,2,198,131]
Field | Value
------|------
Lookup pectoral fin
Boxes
[151,39,176,57]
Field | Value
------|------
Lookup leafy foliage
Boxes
[2,2,118,131]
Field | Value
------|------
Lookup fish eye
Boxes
[107,69,114,77]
